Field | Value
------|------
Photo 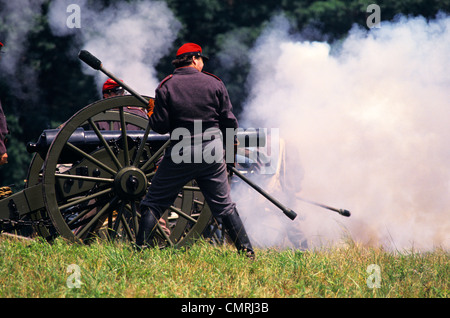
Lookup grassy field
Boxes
[0,234,448,298]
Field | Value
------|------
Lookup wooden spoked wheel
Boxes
[41,95,212,247]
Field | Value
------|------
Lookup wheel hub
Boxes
[113,167,148,200]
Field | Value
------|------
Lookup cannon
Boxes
[0,95,276,247]
[0,50,349,248]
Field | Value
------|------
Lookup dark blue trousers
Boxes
[137,140,254,256]
[140,142,235,220]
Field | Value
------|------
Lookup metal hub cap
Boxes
[113,167,148,200]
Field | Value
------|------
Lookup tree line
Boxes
[0,0,448,187]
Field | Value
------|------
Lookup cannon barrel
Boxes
[27,127,266,155]
[26,128,169,154]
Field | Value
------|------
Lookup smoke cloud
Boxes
[4,1,447,251]
[0,0,46,100]
[48,0,181,96]
[234,14,450,252]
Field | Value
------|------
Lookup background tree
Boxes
[0,0,449,188]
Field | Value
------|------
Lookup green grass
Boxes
[0,235,448,298]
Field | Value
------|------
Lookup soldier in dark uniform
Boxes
[137,43,254,258]
[0,42,9,166]
[102,78,125,99]
[98,78,149,130]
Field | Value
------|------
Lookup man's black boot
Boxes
[221,210,255,259]
[135,206,159,249]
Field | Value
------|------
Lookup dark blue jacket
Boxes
[150,67,238,138]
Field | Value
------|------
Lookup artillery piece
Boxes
[0,49,349,248]
[0,95,274,247]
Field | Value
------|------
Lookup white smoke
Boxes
[48,0,181,96]
[234,14,450,252]
[0,0,46,100]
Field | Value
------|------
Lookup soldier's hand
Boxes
[147,98,155,117]
[0,153,8,165]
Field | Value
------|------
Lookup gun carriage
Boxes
[0,95,271,247]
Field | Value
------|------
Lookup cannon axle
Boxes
[113,167,148,200]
